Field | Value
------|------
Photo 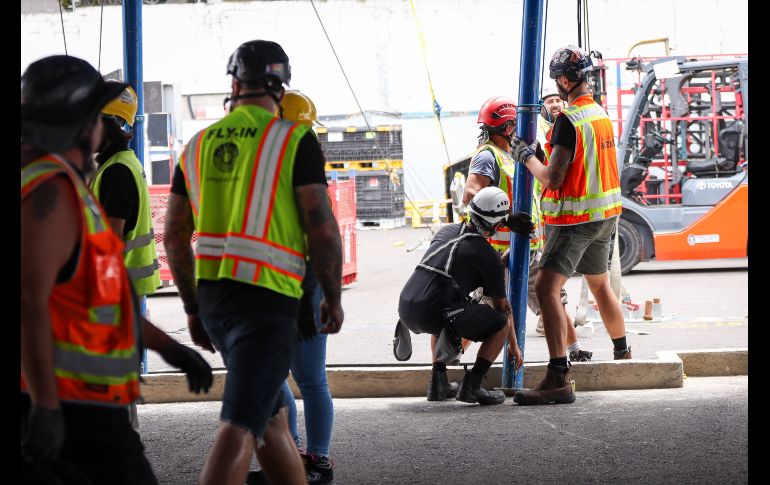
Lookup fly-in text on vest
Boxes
[207,127,259,139]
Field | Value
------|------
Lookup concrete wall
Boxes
[21,0,748,199]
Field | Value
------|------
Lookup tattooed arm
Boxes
[21,176,81,409]
[164,193,214,352]
[294,184,344,333]
[523,143,573,191]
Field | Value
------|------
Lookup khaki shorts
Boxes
[539,217,617,278]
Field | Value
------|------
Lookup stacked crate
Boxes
[317,125,405,228]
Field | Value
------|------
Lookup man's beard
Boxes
[557,83,569,101]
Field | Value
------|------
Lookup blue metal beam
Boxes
[502,0,545,390]
[123,0,144,169]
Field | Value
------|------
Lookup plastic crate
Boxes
[316,125,403,161]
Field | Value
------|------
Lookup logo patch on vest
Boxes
[213,143,239,173]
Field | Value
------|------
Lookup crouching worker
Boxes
[398,187,531,405]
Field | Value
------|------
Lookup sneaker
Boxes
[614,346,632,360]
[535,315,545,337]
[455,371,505,406]
[426,368,460,401]
[569,350,593,362]
[512,364,576,405]
[301,451,334,485]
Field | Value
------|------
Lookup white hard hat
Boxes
[468,186,509,231]
[540,83,560,102]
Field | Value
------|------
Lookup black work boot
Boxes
[614,346,632,360]
[456,371,505,406]
[426,368,459,401]
[513,364,575,405]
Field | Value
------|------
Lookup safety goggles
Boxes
[102,114,130,132]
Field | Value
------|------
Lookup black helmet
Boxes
[21,55,128,154]
[226,40,291,91]
[549,46,593,82]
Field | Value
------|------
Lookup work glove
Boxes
[160,343,213,394]
[22,406,65,462]
[510,137,536,164]
[505,212,535,237]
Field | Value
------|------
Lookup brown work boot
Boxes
[513,364,575,405]
[613,346,632,360]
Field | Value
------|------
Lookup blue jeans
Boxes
[282,282,334,457]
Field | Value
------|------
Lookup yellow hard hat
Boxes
[101,83,138,127]
[280,90,322,126]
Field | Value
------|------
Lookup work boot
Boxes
[426,368,459,401]
[456,372,505,406]
[535,315,545,337]
[569,350,593,362]
[614,346,633,360]
[512,364,575,405]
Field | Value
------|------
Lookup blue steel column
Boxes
[501,0,544,390]
[123,0,149,373]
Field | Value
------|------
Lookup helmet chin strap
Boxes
[558,77,584,101]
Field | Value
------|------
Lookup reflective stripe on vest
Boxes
[90,150,160,296]
[541,95,622,225]
[21,156,140,405]
[182,105,309,296]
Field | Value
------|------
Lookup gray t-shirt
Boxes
[468,148,500,187]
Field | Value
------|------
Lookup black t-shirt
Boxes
[96,160,139,238]
[401,223,506,311]
[549,114,577,154]
[171,129,328,318]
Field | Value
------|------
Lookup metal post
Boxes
[123,0,148,373]
[123,0,144,170]
[501,0,545,390]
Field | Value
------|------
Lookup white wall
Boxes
[21,0,748,199]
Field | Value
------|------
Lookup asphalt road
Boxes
[145,226,748,371]
[139,375,748,485]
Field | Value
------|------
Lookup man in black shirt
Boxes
[398,187,531,406]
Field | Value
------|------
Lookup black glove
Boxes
[510,137,535,164]
[505,212,535,236]
[534,141,546,161]
[161,343,213,394]
[22,406,65,462]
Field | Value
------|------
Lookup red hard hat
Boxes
[477,96,517,128]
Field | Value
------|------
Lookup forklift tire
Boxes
[618,218,642,275]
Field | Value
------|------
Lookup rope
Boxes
[58,0,68,55]
[309,0,436,234]
[98,0,105,71]
[408,0,452,168]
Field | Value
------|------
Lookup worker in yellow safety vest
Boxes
[91,83,161,299]
[510,46,630,406]
[164,40,343,485]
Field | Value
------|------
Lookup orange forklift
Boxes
[614,56,748,273]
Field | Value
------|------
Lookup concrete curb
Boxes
[139,348,746,404]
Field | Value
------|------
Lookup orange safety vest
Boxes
[21,155,141,406]
[541,94,622,225]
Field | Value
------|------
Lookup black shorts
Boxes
[399,298,507,342]
[20,393,158,485]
